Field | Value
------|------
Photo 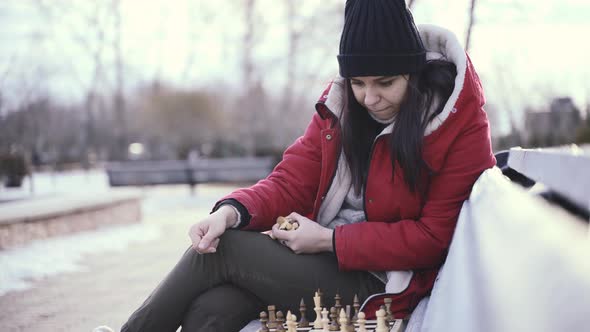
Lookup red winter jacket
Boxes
[216,24,496,318]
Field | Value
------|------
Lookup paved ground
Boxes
[0,184,239,332]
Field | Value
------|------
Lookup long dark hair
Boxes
[340,59,457,195]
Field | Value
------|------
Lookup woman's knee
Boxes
[181,284,263,332]
[217,229,278,258]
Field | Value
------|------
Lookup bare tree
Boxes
[279,1,342,103]
[0,55,16,118]
[465,0,478,52]
[282,0,298,115]
[243,0,256,88]
[181,0,215,83]
[238,0,260,156]
[151,2,169,85]
[275,0,302,147]
[274,0,343,147]
[111,0,127,159]
[37,0,112,162]
[80,3,109,164]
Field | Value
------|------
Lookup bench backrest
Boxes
[105,157,275,186]
[415,145,590,332]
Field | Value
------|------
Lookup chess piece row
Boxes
[258,290,395,332]
[258,306,390,332]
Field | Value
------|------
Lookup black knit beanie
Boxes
[338,0,426,78]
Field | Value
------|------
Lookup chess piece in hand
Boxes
[271,212,333,254]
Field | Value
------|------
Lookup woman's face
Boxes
[350,75,409,121]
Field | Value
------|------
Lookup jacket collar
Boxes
[315,24,479,137]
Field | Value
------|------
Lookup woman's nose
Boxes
[364,88,380,107]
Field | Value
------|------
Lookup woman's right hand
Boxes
[188,205,237,254]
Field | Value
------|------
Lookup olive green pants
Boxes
[121,229,384,332]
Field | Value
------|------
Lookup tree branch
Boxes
[465,0,477,52]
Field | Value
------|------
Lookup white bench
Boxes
[407,145,590,332]
[105,157,275,191]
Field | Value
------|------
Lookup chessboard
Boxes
[257,290,406,332]
[265,318,406,332]
[258,221,407,332]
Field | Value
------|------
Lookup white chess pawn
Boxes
[357,311,367,332]
[285,310,291,330]
[321,307,330,332]
[339,309,349,332]
[376,308,388,332]
[287,313,298,332]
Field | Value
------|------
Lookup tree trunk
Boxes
[112,0,127,160]
[280,0,299,147]
[242,0,257,156]
[112,0,129,160]
[465,0,477,52]
[243,0,255,88]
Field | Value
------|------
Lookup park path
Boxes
[0,184,239,332]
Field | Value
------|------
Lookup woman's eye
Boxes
[351,81,364,86]
[379,80,394,87]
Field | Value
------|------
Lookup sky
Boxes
[1,0,589,133]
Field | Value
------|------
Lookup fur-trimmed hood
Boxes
[315,24,484,137]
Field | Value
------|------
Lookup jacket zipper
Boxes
[363,136,383,219]
[322,116,341,202]
[315,125,341,220]
[320,148,341,208]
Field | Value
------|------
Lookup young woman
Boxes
[105,0,496,331]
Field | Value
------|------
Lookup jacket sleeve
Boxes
[334,108,496,271]
[214,113,325,231]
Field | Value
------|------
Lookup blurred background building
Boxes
[525,97,586,147]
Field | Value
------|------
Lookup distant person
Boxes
[32,149,41,168]
[187,149,200,165]
[97,0,495,331]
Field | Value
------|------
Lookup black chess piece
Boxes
[329,307,339,331]
[299,298,310,327]
[259,311,270,332]
[275,310,285,332]
[267,305,278,329]
[352,294,360,323]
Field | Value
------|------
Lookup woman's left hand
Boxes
[271,212,334,254]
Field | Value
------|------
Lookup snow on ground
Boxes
[0,169,238,297]
[0,169,233,297]
[0,222,161,296]
[0,169,110,203]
